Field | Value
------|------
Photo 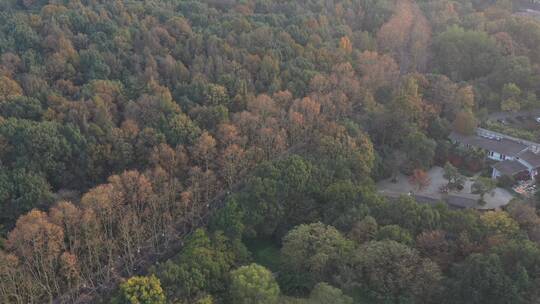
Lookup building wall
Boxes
[487,151,513,161]
[492,168,501,179]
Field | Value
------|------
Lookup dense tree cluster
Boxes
[1,0,540,303]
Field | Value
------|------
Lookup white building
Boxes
[450,128,540,180]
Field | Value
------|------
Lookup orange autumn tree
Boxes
[377,0,431,73]
[409,169,431,191]
[0,75,23,100]
[452,110,477,135]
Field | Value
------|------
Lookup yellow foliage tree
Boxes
[339,36,353,54]
[481,211,519,237]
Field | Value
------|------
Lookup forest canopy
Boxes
[1,0,540,303]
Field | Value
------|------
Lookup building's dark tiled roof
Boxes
[446,194,478,209]
[517,150,540,168]
[450,132,527,156]
[493,160,528,176]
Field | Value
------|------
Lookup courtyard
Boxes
[377,166,514,209]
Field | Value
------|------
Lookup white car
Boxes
[536,117,540,123]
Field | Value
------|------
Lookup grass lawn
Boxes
[243,237,281,272]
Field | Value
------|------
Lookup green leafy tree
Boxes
[308,283,353,304]
[342,240,441,303]
[209,198,244,240]
[0,169,53,229]
[491,240,540,301]
[79,49,110,81]
[195,295,215,304]
[444,162,465,190]
[152,229,237,300]
[375,225,413,245]
[280,223,353,293]
[163,113,201,146]
[321,180,363,228]
[371,195,440,234]
[446,254,522,304]
[0,118,87,188]
[229,263,280,304]
[239,155,315,236]
[314,128,374,182]
[402,130,436,172]
[433,26,501,81]
[472,177,496,204]
[501,83,522,112]
[0,96,43,120]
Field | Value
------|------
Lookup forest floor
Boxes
[377,166,514,209]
